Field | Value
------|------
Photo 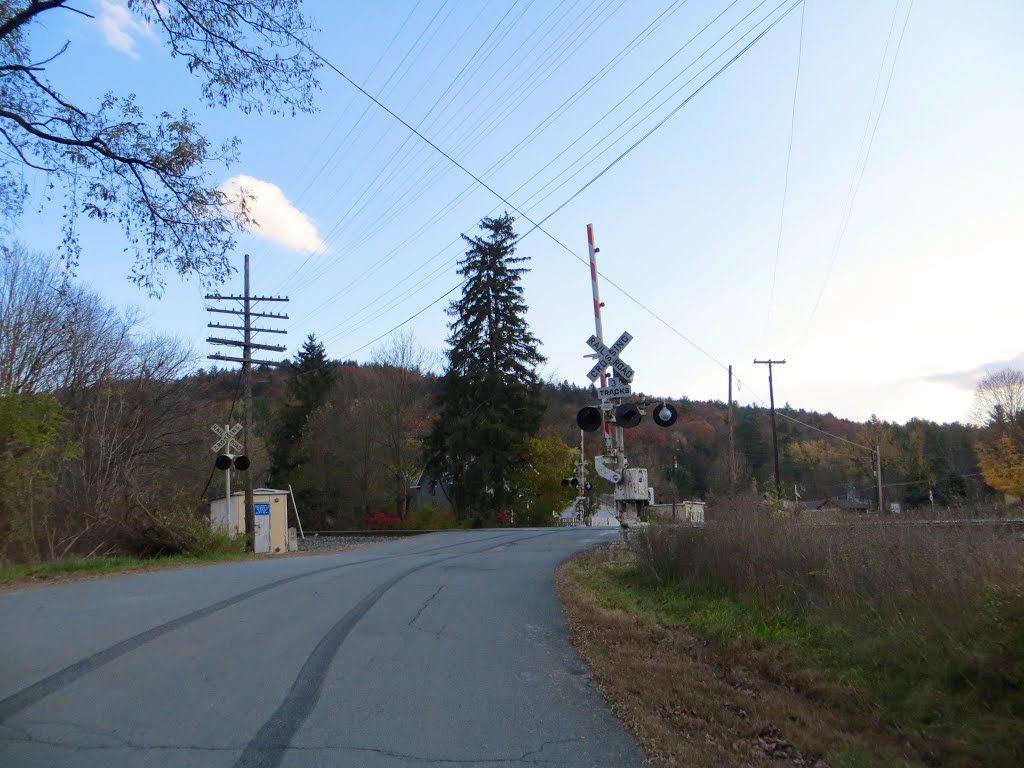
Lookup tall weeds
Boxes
[632,501,1024,755]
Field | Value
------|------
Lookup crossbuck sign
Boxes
[211,423,243,454]
[586,331,634,384]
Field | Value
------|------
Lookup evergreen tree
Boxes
[270,334,334,484]
[427,214,546,521]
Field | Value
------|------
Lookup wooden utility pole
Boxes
[206,254,289,550]
[875,445,885,512]
[753,359,786,493]
[728,365,735,495]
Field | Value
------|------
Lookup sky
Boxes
[11,0,1024,426]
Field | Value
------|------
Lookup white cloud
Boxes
[924,354,1024,391]
[220,175,328,254]
[98,0,156,59]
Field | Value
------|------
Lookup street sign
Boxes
[598,383,632,399]
[211,423,243,454]
[585,331,634,383]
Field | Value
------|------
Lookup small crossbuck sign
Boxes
[211,423,243,454]
[586,331,634,383]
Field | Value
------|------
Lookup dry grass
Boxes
[559,504,1024,767]
[559,550,920,768]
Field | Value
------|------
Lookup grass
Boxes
[563,504,1024,767]
[0,550,254,586]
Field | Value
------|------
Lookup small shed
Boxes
[210,488,292,554]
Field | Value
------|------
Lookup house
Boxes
[408,470,456,516]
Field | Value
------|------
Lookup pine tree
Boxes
[270,334,334,484]
[427,214,546,521]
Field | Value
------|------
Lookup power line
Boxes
[287,0,682,326]
[760,0,806,353]
[526,0,802,231]
[311,1,797,356]
[339,283,462,360]
[799,0,915,347]
[288,0,616,298]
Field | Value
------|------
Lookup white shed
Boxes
[210,488,293,554]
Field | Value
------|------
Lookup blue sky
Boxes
[15,0,1024,425]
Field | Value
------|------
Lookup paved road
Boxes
[0,528,647,767]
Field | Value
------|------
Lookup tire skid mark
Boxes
[234,528,563,768]
[0,530,531,722]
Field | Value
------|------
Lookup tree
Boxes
[513,434,575,526]
[426,213,546,521]
[972,368,1024,500]
[0,391,77,561]
[0,1,320,293]
[369,332,433,518]
[270,333,332,486]
[976,435,1024,499]
[970,368,1024,429]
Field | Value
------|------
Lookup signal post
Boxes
[577,225,677,530]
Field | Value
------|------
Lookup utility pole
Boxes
[206,254,289,550]
[875,445,885,512]
[753,359,786,493]
[587,224,613,456]
[728,365,735,496]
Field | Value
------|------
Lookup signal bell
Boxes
[652,402,678,427]
[614,403,643,428]
[576,406,603,432]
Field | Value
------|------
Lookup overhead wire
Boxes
[331,0,618,259]
[289,0,606,298]
[336,0,689,272]
[308,0,539,258]
[517,0,788,215]
[759,0,805,353]
[289,0,739,331]
[286,0,799,341]
[288,1,793,348]
[284,0,626,319]
[282,0,458,291]
[798,0,915,347]
[285,0,427,198]
[284,0,547,296]
[479,0,746,224]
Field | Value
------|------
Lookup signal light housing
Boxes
[614,403,643,428]
[576,406,603,432]
[652,402,678,427]
[215,454,232,471]
[233,455,251,471]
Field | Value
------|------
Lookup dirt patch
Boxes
[557,547,926,768]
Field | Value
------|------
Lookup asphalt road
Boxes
[0,528,648,767]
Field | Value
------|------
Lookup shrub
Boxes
[405,505,458,530]
[115,505,246,558]
[365,511,403,530]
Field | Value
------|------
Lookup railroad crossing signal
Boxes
[211,423,243,454]
[586,331,634,383]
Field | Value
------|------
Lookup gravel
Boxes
[297,535,400,552]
